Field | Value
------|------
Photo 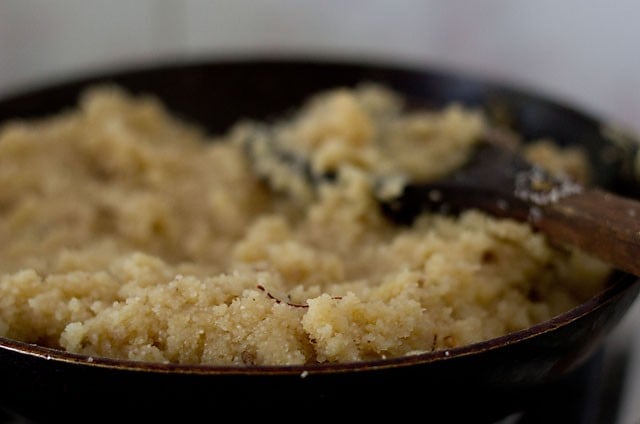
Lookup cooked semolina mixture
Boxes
[0,84,609,365]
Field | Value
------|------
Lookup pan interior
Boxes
[0,57,637,373]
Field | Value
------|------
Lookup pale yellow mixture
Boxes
[0,84,609,365]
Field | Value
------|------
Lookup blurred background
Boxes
[0,1,638,423]
[1,0,639,135]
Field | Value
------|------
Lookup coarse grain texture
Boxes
[0,84,609,365]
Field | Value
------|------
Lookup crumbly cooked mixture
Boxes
[0,84,608,365]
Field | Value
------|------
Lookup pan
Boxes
[0,57,638,423]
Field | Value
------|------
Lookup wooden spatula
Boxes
[241,125,640,276]
[381,139,640,276]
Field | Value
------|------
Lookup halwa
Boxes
[0,84,609,365]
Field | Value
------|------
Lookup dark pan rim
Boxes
[0,51,500,98]
[0,51,610,129]
[0,55,638,376]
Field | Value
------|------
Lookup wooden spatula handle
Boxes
[538,189,640,276]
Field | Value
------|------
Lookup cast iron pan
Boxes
[0,57,638,423]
